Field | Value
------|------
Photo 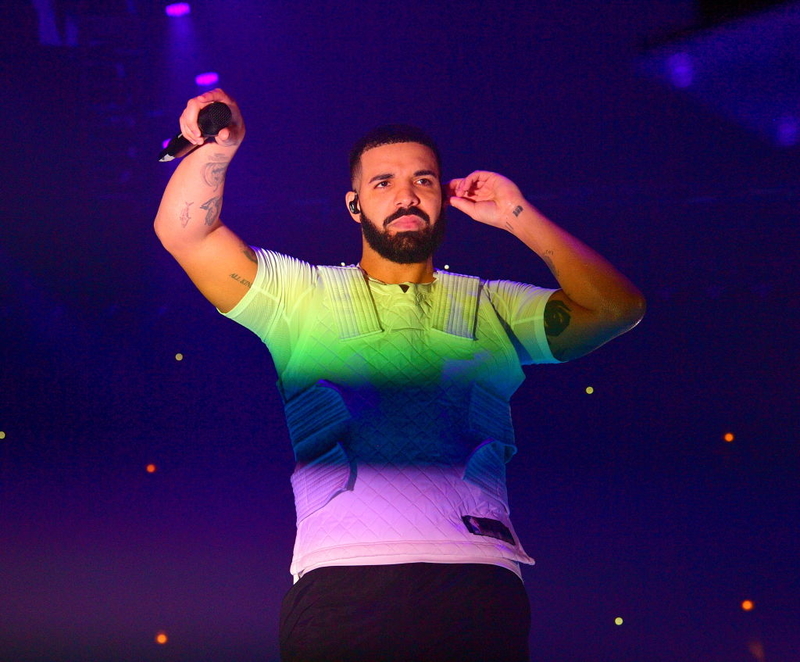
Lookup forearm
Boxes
[505,200,645,324]
[154,142,238,253]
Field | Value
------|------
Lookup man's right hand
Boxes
[178,88,246,155]
[155,89,257,314]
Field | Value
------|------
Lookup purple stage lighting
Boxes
[165,3,191,18]
[195,72,219,87]
[667,53,694,89]
[776,116,798,147]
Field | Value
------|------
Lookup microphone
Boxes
[158,101,233,162]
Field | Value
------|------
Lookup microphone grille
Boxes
[197,102,233,137]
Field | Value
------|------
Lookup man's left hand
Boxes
[447,171,524,230]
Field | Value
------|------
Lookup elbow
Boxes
[153,214,169,247]
[153,214,184,255]
[613,291,647,332]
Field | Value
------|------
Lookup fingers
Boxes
[448,196,475,215]
[450,171,523,206]
[178,88,243,147]
[444,179,462,201]
[450,171,493,199]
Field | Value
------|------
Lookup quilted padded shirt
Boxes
[223,248,559,580]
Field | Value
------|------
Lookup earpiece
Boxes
[348,194,360,214]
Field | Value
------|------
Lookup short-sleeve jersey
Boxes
[224,248,559,580]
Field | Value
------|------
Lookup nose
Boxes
[394,182,420,209]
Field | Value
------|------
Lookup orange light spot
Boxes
[155,632,168,645]
[146,464,157,473]
[723,432,735,443]
[742,600,754,611]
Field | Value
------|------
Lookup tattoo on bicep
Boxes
[180,201,193,228]
[241,244,257,263]
[544,299,571,337]
[230,273,252,288]
[199,196,222,226]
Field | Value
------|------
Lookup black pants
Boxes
[279,563,531,662]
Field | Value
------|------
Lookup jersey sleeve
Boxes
[220,248,317,370]
[483,279,562,365]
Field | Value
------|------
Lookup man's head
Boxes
[349,124,442,188]
[347,125,445,265]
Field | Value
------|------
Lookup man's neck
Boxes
[359,247,435,284]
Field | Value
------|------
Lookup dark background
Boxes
[1,1,797,660]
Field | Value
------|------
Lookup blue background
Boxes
[1,1,797,660]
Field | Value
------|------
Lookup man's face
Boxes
[353,142,446,264]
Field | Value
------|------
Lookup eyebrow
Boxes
[367,169,439,184]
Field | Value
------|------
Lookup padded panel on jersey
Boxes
[291,442,355,524]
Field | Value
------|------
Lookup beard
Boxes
[360,205,446,264]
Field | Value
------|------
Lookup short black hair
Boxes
[349,124,442,186]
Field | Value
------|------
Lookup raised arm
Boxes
[448,171,646,362]
[154,89,256,313]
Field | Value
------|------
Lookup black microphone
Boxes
[158,101,233,162]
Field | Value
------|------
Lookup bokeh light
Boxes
[0,431,6,440]
[195,72,219,87]
[614,617,623,625]
[724,432,735,443]
[165,3,190,17]
[146,464,157,473]
[175,353,184,361]
[155,631,168,644]
[585,386,594,394]
[742,600,754,611]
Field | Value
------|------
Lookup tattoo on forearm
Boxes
[202,153,230,190]
[504,206,523,233]
[180,201,193,228]
[199,196,222,226]
[230,273,252,288]
[543,249,558,279]
[544,299,571,337]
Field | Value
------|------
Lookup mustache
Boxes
[383,206,431,228]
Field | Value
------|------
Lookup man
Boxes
[155,89,645,661]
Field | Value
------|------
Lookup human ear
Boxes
[345,191,361,221]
